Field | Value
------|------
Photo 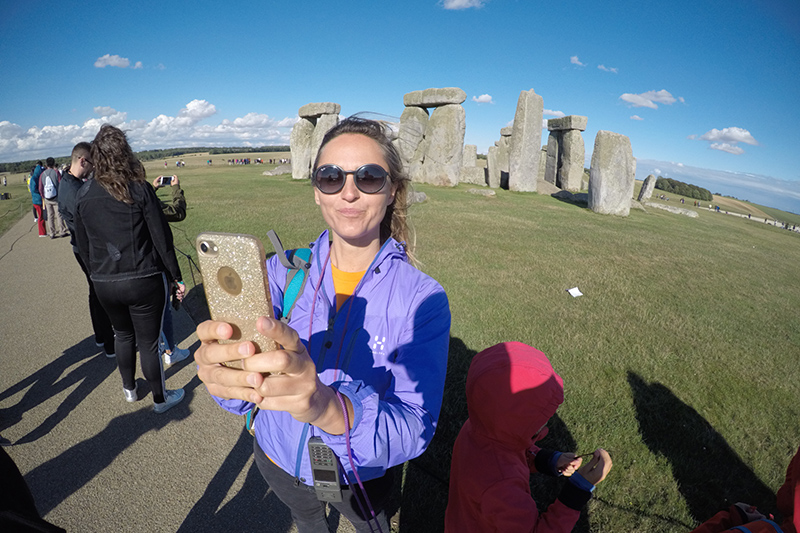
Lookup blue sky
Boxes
[2,0,799,212]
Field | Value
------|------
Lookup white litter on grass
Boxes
[567,287,583,298]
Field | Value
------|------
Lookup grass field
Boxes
[5,159,799,531]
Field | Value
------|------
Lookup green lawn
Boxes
[6,160,799,532]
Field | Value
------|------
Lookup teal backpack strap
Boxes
[244,230,313,436]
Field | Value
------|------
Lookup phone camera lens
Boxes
[200,242,209,253]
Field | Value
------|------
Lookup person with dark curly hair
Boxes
[74,124,185,414]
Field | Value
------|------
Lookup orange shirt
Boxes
[331,264,365,311]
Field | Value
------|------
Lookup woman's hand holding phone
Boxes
[195,317,350,435]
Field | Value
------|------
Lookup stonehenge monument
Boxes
[399,87,466,187]
[287,90,642,219]
[508,89,544,192]
[588,130,636,216]
[290,102,341,180]
[544,115,587,192]
[638,174,657,201]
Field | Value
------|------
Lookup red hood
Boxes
[466,342,564,450]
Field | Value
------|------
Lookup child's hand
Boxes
[577,448,612,485]
[734,502,768,522]
[556,452,583,477]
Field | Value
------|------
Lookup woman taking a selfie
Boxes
[75,124,185,414]
[195,117,451,532]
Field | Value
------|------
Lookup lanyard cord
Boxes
[307,243,383,532]
[337,390,383,533]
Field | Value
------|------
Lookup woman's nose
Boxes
[339,173,360,201]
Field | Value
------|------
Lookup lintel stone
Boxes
[403,87,467,107]
[298,102,341,119]
[547,115,588,131]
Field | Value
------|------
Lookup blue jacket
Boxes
[214,230,451,485]
[29,164,43,205]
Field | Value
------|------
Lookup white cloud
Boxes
[0,100,297,162]
[544,109,565,117]
[570,55,586,67]
[620,89,682,109]
[133,61,143,69]
[698,127,758,146]
[710,143,746,155]
[630,115,644,121]
[94,54,131,68]
[598,64,618,73]
[471,94,493,104]
[442,0,484,9]
[156,63,166,70]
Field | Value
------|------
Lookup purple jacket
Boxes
[214,230,451,485]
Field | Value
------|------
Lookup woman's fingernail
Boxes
[247,374,258,387]
[238,344,249,355]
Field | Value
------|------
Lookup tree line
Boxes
[0,146,291,174]
[655,177,713,201]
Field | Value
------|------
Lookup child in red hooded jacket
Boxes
[690,445,799,533]
[445,342,612,533]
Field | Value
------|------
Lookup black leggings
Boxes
[95,274,167,403]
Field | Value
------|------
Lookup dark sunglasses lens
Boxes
[355,165,387,193]
[314,166,344,193]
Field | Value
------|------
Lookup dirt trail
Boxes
[711,195,770,219]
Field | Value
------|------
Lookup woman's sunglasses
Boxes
[312,164,389,194]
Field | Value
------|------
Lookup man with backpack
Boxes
[38,157,68,238]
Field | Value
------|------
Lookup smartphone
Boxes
[159,175,173,186]
[196,232,277,367]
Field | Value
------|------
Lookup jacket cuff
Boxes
[558,478,593,510]
[534,448,560,476]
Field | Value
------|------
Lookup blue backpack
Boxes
[243,230,312,435]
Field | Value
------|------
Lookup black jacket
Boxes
[57,170,84,253]
[75,179,182,283]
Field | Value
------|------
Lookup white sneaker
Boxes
[154,389,185,414]
[163,347,191,365]
[123,384,139,403]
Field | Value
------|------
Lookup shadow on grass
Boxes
[628,371,777,521]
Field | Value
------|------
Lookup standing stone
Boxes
[309,114,339,171]
[588,130,636,216]
[559,129,585,192]
[419,104,465,186]
[396,106,429,171]
[487,146,500,188]
[509,89,544,192]
[544,132,559,185]
[497,136,510,189]
[290,118,315,180]
[537,146,547,184]
[638,174,657,201]
[462,144,478,167]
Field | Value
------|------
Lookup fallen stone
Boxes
[408,191,428,204]
[403,87,466,107]
[588,130,636,216]
[461,166,486,186]
[298,102,341,119]
[547,115,588,131]
[643,201,699,217]
[262,164,292,176]
[468,188,495,197]
[537,180,561,195]
[637,174,657,201]
[550,189,588,206]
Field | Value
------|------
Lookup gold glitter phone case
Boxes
[196,232,278,365]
